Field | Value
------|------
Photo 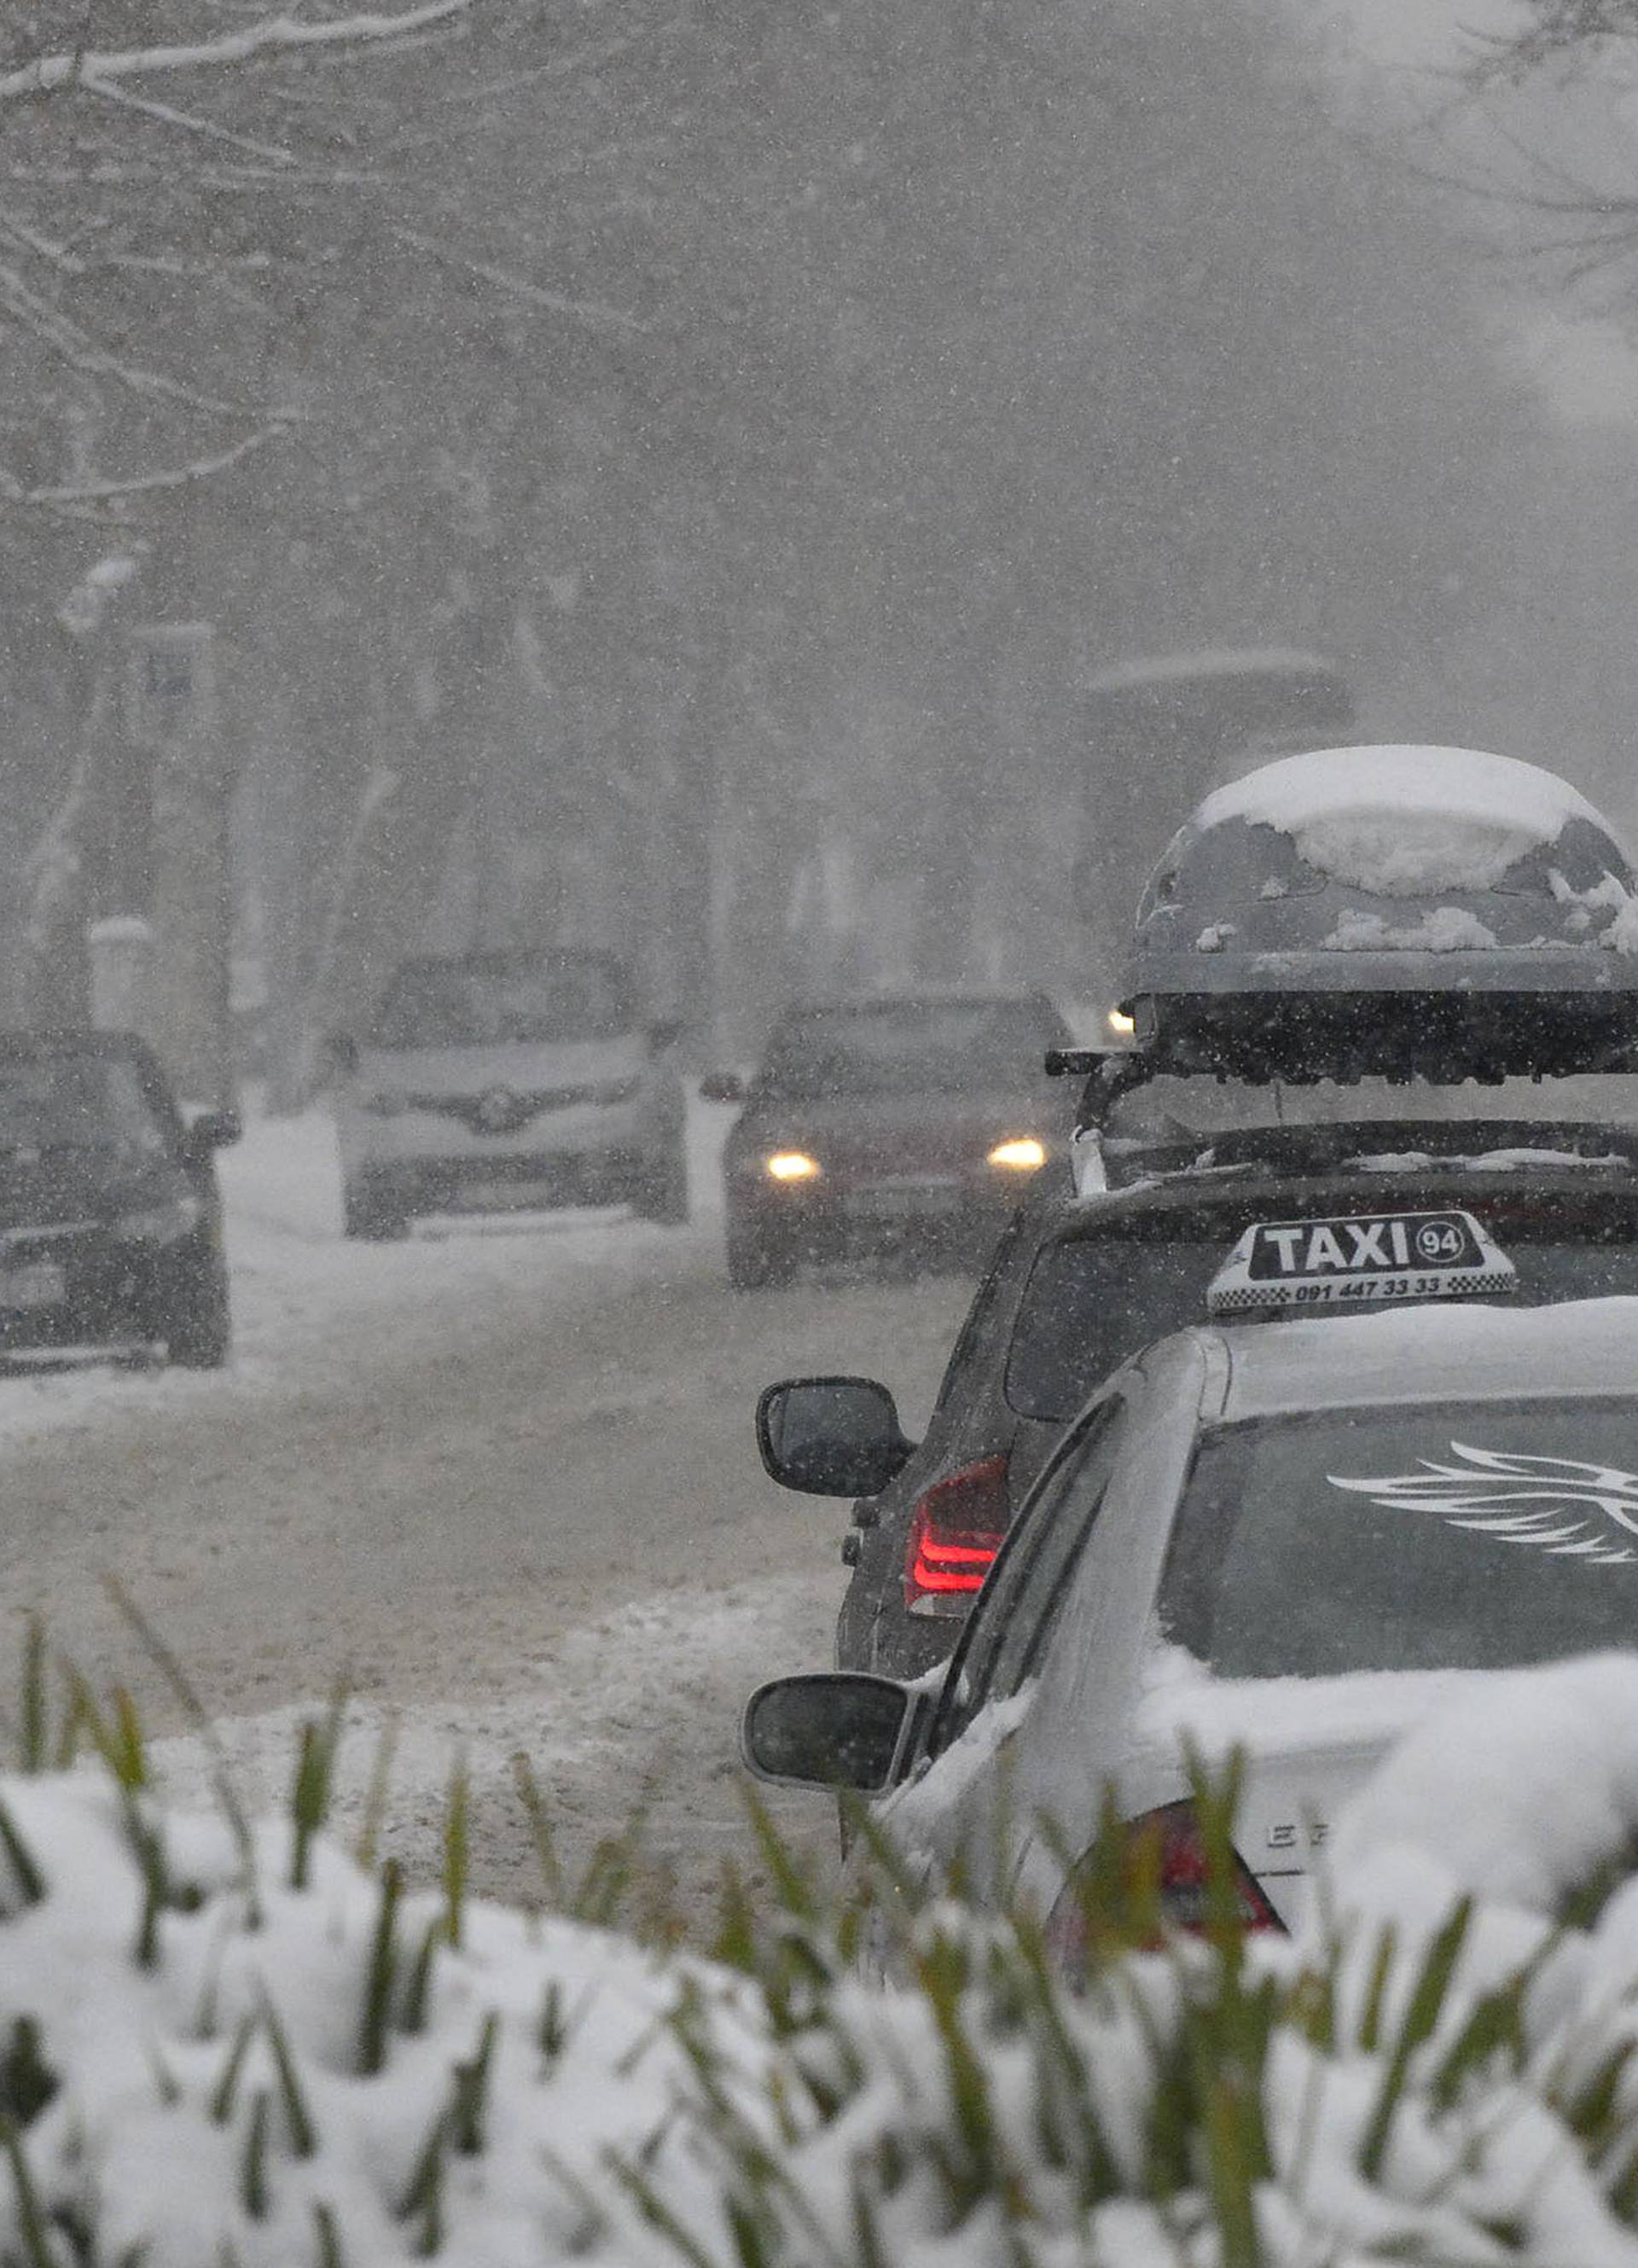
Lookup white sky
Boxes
[1292,0,1638,427]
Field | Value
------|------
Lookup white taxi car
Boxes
[743,1209,1638,1937]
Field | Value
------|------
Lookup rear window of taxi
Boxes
[1005,1215,1638,1422]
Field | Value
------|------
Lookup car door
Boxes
[835,1187,1062,1670]
[878,1387,1136,1901]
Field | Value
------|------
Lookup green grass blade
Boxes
[258,1991,317,2158]
[356,1713,399,1876]
[239,2089,270,2221]
[0,2114,62,2268]
[0,1794,46,1908]
[509,1752,562,1910]
[19,1620,45,1776]
[357,1861,402,2078]
[1358,1895,1472,2183]
[441,1755,468,1951]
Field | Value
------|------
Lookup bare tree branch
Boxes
[0,259,260,416]
[82,77,300,166]
[0,207,87,273]
[392,226,651,334]
[0,1,470,101]
[18,425,292,506]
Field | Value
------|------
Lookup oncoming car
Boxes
[0,1032,238,1370]
[709,994,1075,1288]
[743,1214,1638,1936]
[332,949,687,1238]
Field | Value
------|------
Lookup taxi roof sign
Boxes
[1207,1209,1517,1317]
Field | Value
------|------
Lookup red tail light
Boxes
[1045,1801,1283,1974]
[1139,1801,1283,1934]
[903,1455,1008,1615]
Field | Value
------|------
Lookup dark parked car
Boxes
[709,994,1077,1288]
[0,1032,239,1369]
[758,1091,1638,1678]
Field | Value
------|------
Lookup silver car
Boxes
[333,949,687,1238]
[744,1211,1638,1939]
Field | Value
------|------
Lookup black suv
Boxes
[758,1089,1638,1678]
[0,1032,239,1368]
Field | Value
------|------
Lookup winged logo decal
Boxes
[1327,1443,1638,1567]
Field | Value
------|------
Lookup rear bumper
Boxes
[0,1236,218,1353]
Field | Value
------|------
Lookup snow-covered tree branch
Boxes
[0,2,470,101]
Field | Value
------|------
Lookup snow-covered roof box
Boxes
[1123,745,1638,1079]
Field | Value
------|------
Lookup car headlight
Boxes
[988,1137,1047,1172]
[118,1192,205,1244]
[764,1151,821,1182]
[1104,1008,1136,1038]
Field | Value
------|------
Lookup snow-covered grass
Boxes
[15,1644,1638,2263]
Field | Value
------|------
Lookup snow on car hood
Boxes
[1194,745,1617,898]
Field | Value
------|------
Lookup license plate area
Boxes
[0,1262,66,1309]
[845,1181,963,1220]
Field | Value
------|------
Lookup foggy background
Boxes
[4,0,1638,1096]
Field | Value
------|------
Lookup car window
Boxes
[1007,1236,1219,1420]
[373,954,633,1048]
[930,1198,1045,1414]
[928,1394,1130,1755]
[755,999,1068,1101]
[0,1055,169,1156]
[1007,1207,1638,1424]
[1159,1399,1638,1679]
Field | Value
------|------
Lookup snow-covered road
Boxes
[0,1099,969,1915]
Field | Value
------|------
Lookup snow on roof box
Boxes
[1195,745,1617,896]
[1121,745,1638,1079]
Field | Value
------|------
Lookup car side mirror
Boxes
[756,1375,914,1496]
[184,1109,242,1158]
[700,1069,746,1104]
[328,1032,359,1079]
[179,1110,241,1166]
[741,1672,919,1793]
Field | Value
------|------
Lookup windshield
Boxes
[372,955,635,1049]
[1104,1073,1638,1150]
[1159,1400,1638,1679]
[755,1000,1065,1100]
[1007,1209,1638,1421]
[0,1055,168,1157]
